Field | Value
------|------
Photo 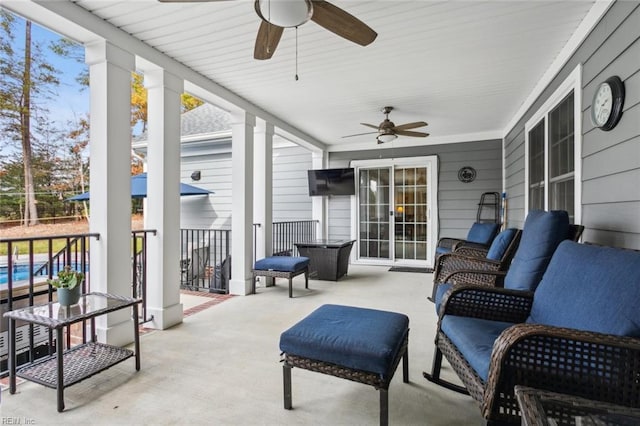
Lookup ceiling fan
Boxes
[158,0,377,60]
[343,107,429,144]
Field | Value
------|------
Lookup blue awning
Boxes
[67,173,212,201]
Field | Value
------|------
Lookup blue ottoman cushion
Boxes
[441,315,515,381]
[279,304,409,377]
[254,256,310,273]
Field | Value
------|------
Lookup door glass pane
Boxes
[394,166,428,261]
[359,167,391,260]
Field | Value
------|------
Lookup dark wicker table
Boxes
[295,239,355,281]
[515,386,640,426]
[3,292,142,412]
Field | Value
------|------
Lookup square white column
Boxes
[85,40,135,346]
[230,111,256,295]
[142,67,184,329]
[253,122,274,260]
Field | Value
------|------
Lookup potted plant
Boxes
[48,265,84,306]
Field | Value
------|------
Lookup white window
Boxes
[525,65,582,224]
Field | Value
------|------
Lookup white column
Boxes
[229,111,256,295]
[143,67,184,329]
[253,122,274,260]
[85,40,135,346]
[312,151,328,239]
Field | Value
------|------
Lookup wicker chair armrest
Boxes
[434,254,501,284]
[443,268,507,287]
[452,246,489,258]
[453,241,490,252]
[483,323,640,417]
[439,285,534,323]
[436,237,465,252]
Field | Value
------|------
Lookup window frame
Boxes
[524,64,582,224]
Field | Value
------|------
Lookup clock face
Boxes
[592,82,613,127]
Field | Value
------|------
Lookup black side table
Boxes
[295,239,355,281]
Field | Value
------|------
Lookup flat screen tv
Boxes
[307,168,355,196]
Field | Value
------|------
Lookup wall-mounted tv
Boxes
[307,168,356,196]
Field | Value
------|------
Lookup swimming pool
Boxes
[0,262,88,285]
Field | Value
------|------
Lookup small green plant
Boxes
[47,265,84,289]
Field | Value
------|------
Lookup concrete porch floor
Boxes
[1,265,484,425]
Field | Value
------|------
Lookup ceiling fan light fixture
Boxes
[376,132,397,144]
[256,0,313,28]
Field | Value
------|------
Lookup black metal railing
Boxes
[0,230,157,378]
[179,228,231,294]
[272,220,318,256]
[0,232,99,377]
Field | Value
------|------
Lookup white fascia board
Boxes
[502,0,614,138]
[6,0,326,152]
[327,130,503,152]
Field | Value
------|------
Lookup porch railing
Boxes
[0,230,156,378]
[272,220,318,256]
[179,228,231,294]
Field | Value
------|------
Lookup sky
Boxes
[29,19,90,128]
[1,9,89,146]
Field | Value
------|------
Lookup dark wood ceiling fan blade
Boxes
[311,1,377,46]
[394,121,428,131]
[254,21,284,60]
[395,130,429,137]
[342,131,378,138]
[360,123,379,129]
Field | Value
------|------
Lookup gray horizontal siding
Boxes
[328,139,503,242]
[503,2,640,249]
[180,144,312,229]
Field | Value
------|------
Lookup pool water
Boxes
[0,262,87,285]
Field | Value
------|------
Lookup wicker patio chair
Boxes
[430,228,521,301]
[435,222,500,257]
[424,241,640,425]
[431,210,570,308]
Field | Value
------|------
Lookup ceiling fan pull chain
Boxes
[295,26,299,81]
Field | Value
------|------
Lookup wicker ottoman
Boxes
[279,304,409,426]
[252,256,310,298]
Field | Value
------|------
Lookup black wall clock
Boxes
[591,76,625,131]
[458,166,476,183]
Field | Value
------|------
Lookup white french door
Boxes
[351,157,438,267]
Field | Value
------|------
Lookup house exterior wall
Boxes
[180,141,312,229]
[504,2,640,248]
[328,139,503,242]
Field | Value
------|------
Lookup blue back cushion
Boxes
[504,210,569,291]
[466,222,500,245]
[486,228,518,261]
[528,241,640,337]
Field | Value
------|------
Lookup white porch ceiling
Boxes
[44,1,601,150]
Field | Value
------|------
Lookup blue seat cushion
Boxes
[528,241,640,337]
[486,228,518,261]
[504,210,569,291]
[254,256,309,272]
[441,315,515,381]
[466,223,500,245]
[434,282,453,314]
[279,304,409,378]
